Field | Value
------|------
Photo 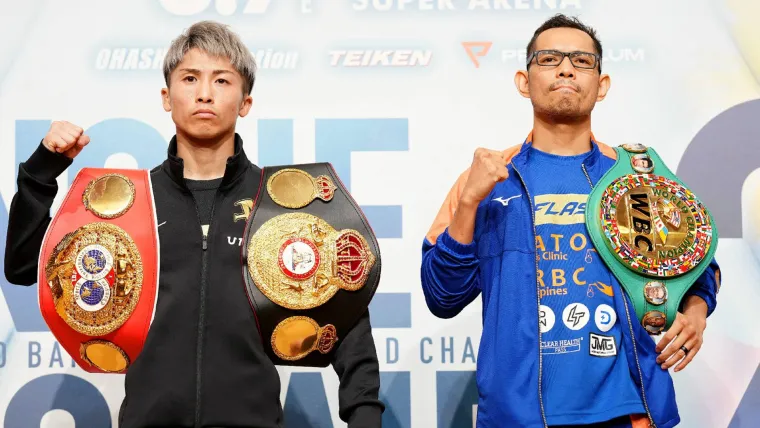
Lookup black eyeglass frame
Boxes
[526,49,602,71]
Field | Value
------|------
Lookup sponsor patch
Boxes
[589,333,617,357]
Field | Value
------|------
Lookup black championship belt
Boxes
[242,164,381,367]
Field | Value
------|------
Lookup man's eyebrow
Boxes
[177,68,234,75]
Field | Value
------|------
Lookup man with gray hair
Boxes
[4,20,384,427]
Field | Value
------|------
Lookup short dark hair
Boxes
[526,14,603,72]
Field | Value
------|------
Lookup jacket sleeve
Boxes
[330,310,384,427]
[682,257,721,317]
[4,142,72,285]
[419,169,482,319]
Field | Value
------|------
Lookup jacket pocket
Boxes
[477,196,532,257]
[477,228,505,259]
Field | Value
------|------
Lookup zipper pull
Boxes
[202,234,208,251]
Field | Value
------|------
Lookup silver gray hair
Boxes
[163,20,256,95]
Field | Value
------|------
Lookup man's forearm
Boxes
[447,198,478,244]
[5,143,72,285]
[332,311,384,427]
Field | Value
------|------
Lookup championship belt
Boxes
[586,143,718,334]
[242,164,381,367]
[38,168,159,373]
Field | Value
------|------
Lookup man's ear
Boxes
[161,87,171,112]
[239,94,253,117]
[596,73,611,102]
[515,69,531,99]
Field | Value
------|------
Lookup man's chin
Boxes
[550,109,583,119]
[181,126,225,142]
[545,100,592,121]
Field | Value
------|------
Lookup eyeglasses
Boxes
[527,50,600,70]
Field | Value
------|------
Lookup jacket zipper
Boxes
[581,164,655,428]
[511,163,549,428]
[190,190,218,428]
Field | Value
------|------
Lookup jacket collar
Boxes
[511,130,605,178]
[164,133,251,190]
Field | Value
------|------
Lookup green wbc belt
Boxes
[585,143,718,334]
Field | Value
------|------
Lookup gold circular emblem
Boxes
[247,212,376,310]
[266,169,337,209]
[643,281,668,306]
[83,174,136,219]
[620,143,648,153]
[45,223,143,336]
[599,174,713,278]
[642,310,667,335]
[271,316,338,361]
[80,340,130,372]
[631,154,655,174]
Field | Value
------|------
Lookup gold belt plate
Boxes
[266,168,337,209]
[599,174,713,277]
[271,316,338,361]
[44,222,143,336]
[82,173,136,219]
[80,339,131,373]
[247,212,376,310]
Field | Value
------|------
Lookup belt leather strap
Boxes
[586,144,718,334]
[38,168,159,373]
[242,163,381,367]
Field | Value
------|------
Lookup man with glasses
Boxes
[420,14,720,428]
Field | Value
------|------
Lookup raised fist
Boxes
[42,121,90,159]
[460,148,509,206]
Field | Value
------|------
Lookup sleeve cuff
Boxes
[683,288,717,317]
[347,404,383,428]
[22,141,73,183]
[437,228,477,257]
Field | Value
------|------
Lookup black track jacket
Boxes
[4,135,384,427]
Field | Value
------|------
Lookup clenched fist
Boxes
[42,121,90,159]
[460,148,509,206]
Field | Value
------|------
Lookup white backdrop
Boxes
[1,0,760,427]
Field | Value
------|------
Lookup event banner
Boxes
[0,0,758,426]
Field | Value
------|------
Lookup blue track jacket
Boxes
[420,136,721,428]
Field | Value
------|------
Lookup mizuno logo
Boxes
[492,195,520,206]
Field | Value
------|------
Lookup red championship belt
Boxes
[37,168,159,374]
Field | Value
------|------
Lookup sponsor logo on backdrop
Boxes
[158,0,317,16]
[94,47,299,71]
[351,0,582,12]
[462,42,646,68]
[462,42,492,68]
[159,0,272,15]
[328,49,433,68]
